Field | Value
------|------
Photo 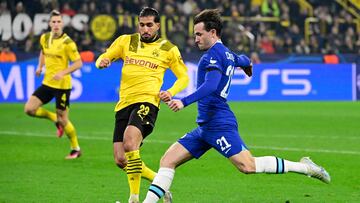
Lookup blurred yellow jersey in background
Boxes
[40,32,80,89]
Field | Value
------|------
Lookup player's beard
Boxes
[140,33,159,43]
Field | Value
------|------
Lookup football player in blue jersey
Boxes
[143,9,330,202]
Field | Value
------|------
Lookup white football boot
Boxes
[163,191,172,203]
[300,157,331,184]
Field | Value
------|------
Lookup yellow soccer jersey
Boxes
[40,32,80,89]
[96,33,189,111]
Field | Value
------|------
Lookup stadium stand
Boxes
[0,0,359,61]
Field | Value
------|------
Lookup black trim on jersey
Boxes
[140,33,160,43]
[53,32,65,39]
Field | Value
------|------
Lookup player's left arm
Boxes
[53,42,83,80]
[234,53,253,77]
[162,47,189,102]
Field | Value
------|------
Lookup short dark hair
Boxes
[193,9,223,37]
[50,9,61,18]
[139,7,160,23]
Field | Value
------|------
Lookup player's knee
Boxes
[123,140,137,152]
[56,115,68,127]
[24,105,36,116]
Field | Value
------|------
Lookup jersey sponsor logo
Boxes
[44,53,63,59]
[125,56,159,69]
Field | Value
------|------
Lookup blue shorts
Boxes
[178,126,248,159]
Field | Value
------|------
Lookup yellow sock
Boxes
[125,150,142,195]
[34,107,57,122]
[141,161,156,181]
[121,161,156,182]
[64,121,80,150]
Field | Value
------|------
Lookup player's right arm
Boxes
[95,36,126,69]
[36,34,46,77]
[36,51,45,77]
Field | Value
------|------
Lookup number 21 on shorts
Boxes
[216,136,232,152]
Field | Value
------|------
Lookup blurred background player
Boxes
[143,9,330,202]
[24,10,83,159]
[96,7,189,203]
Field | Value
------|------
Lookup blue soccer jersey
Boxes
[188,41,238,130]
[179,40,252,158]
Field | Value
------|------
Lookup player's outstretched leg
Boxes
[300,157,331,183]
[143,168,175,203]
[231,151,330,184]
[141,162,174,203]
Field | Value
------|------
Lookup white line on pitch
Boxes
[1,130,359,155]
[87,131,360,140]
[79,131,360,140]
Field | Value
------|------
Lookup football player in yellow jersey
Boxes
[96,7,189,203]
[24,10,83,159]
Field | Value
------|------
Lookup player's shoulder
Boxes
[210,42,232,60]
[116,33,137,40]
[61,33,75,44]
[40,32,51,38]
[40,32,51,42]
[111,33,138,43]
[158,38,177,52]
[112,33,137,47]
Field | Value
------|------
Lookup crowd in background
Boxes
[0,0,359,62]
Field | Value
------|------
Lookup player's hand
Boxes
[53,71,65,81]
[35,67,42,77]
[98,58,111,69]
[240,62,253,77]
[159,91,172,102]
[167,99,184,112]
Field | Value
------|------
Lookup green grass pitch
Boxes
[0,102,360,202]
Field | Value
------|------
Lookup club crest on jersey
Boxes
[210,58,217,64]
[152,49,160,57]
